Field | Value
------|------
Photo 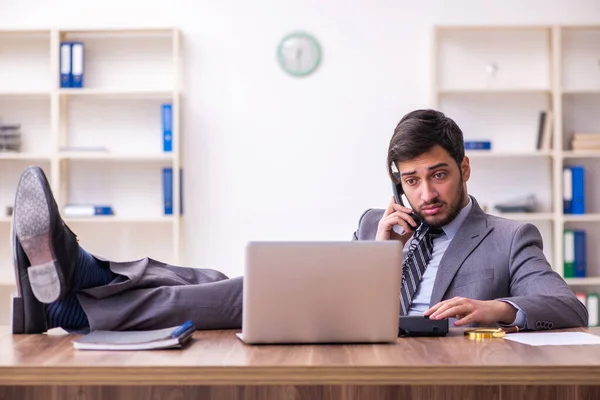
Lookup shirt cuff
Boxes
[497,300,527,329]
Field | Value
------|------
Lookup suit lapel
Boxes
[430,198,493,305]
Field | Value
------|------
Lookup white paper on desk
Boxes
[503,332,600,346]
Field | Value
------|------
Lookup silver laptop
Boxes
[237,241,402,344]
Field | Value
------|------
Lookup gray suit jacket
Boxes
[353,197,588,330]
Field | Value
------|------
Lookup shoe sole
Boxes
[13,168,63,304]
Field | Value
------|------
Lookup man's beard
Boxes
[414,179,466,229]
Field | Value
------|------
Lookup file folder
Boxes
[162,103,172,152]
[60,42,72,88]
[163,167,173,215]
[574,230,587,278]
[563,230,575,278]
[563,167,573,214]
[71,42,85,88]
[571,165,585,215]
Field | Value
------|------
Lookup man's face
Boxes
[396,145,470,228]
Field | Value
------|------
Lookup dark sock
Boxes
[46,292,89,331]
[72,247,115,291]
[46,247,116,330]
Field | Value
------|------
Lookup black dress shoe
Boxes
[11,166,80,334]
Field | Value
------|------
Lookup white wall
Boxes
[0,0,598,278]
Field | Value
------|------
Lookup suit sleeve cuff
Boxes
[497,300,527,329]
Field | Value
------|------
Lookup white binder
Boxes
[71,42,84,88]
[59,42,71,87]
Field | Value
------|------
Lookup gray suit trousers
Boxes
[76,257,243,331]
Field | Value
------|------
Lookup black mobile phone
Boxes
[392,172,421,231]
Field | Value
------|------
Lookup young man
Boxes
[354,109,587,330]
[12,109,587,334]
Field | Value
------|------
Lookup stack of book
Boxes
[571,132,600,151]
[0,124,22,152]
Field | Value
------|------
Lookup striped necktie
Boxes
[399,225,444,316]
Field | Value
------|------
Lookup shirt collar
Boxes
[439,196,472,240]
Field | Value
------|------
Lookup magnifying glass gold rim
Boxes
[464,328,506,339]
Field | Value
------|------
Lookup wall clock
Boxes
[277,32,322,77]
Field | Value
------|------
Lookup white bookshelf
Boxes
[0,28,182,293]
[433,25,600,290]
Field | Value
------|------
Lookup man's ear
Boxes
[461,156,471,182]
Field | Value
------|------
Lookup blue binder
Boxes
[162,167,173,215]
[162,104,173,152]
[179,168,183,215]
[574,230,587,278]
[60,42,72,88]
[71,42,85,88]
[571,165,585,215]
[563,167,573,214]
[464,141,491,150]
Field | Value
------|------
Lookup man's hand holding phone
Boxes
[375,197,419,246]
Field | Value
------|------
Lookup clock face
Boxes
[277,32,322,77]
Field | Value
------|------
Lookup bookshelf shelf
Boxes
[2,216,176,224]
[65,216,175,224]
[438,88,551,95]
[58,88,174,99]
[493,212,555,221]
[563,214,600,222]
[562,151,600,159]
[0,91,50,98]
[565,277,600,286]
[562,89,600,95]
[0,29,51,35]
[58,152,174,162]
[466,150,553,158]
[0,153,51,161]
[60,27,175,35]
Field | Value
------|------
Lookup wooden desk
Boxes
[2,326,600,400]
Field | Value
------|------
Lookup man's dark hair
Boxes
[387,109,464,183]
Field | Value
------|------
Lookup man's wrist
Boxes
[494,300,518,325]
